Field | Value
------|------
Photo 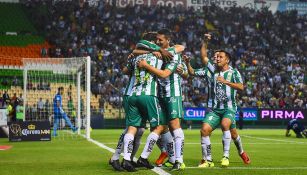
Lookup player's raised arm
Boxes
[183,55,195,76]
[135,39,173,60]
[201,34,211,65]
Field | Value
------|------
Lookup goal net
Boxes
[22,57,91,139]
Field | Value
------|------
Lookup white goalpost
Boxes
[22,56,91,139]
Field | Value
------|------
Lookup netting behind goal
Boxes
[22,57,91,139]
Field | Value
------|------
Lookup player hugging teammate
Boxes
[109,30,250,172]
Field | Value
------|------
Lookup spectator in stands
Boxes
[15,98,24,121]
[2,91,9,107]
[18,93,23,102]
[23,1,306,110]
[12,76,19,86]
[11,93,17,103]
[37,98,44,120]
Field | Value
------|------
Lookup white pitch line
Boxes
[241,135,307,144]
[101,142,303,145]
[83,136,170,175]
[182,166,307,170]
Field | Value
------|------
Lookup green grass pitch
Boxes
[1,129,307,175]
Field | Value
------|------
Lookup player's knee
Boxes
[200,124,211,136]
[221,119,231,131]
[152,125,165,135]
[169,118,180,130]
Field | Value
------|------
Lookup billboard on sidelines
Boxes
[184,107,258,121]
[235,108,258,121]
[8,121,51,142]
[184,107,206,121]
[259,109,307,121]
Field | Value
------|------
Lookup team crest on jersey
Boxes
[150,118,157,123]
[171,110,177,115]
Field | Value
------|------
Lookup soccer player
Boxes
[53,87,77,136]
[286,119,307,138]
[184,37,244,167]
[184,34,250,166]
[109,33,173,171]
[108,60,144,171]
[137,29,187,170]
[121,32,167,172]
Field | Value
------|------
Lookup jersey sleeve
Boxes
[165,61,178,73]
[233,69,244,83]
[136,40,161,51]
[207,59,215,73]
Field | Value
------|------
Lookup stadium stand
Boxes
[21,1,305,110]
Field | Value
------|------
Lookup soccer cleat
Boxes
[155,152,168,166]
[109,159,124,171]
[240,152,251,164]
[198,159,214,168]
[137,157,154,169]
[121,159,137,172]
[130,160,142,168]
[171,161,185,171]
[162,160,174,168]
[221,157,229,167]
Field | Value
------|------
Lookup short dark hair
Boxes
[157,29,172,40]
[142,32,157,41]
[216,49,231,60]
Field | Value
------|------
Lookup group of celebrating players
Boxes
[108,29,251,172]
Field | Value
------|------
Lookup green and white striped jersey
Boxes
[194,60,243,111]
[123,58,135,96]
[125,54,163,97]
[158,47,185,97]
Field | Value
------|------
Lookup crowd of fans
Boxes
[23,1,306,109]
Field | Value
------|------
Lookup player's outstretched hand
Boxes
[204,33,212,41]
[176,64,184,75]
[217,76,227,84]
[159,49,173,62]
[128,53,134,59]
[182,55,190,63]
[152,51,162,59]
[137,59,148,68]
